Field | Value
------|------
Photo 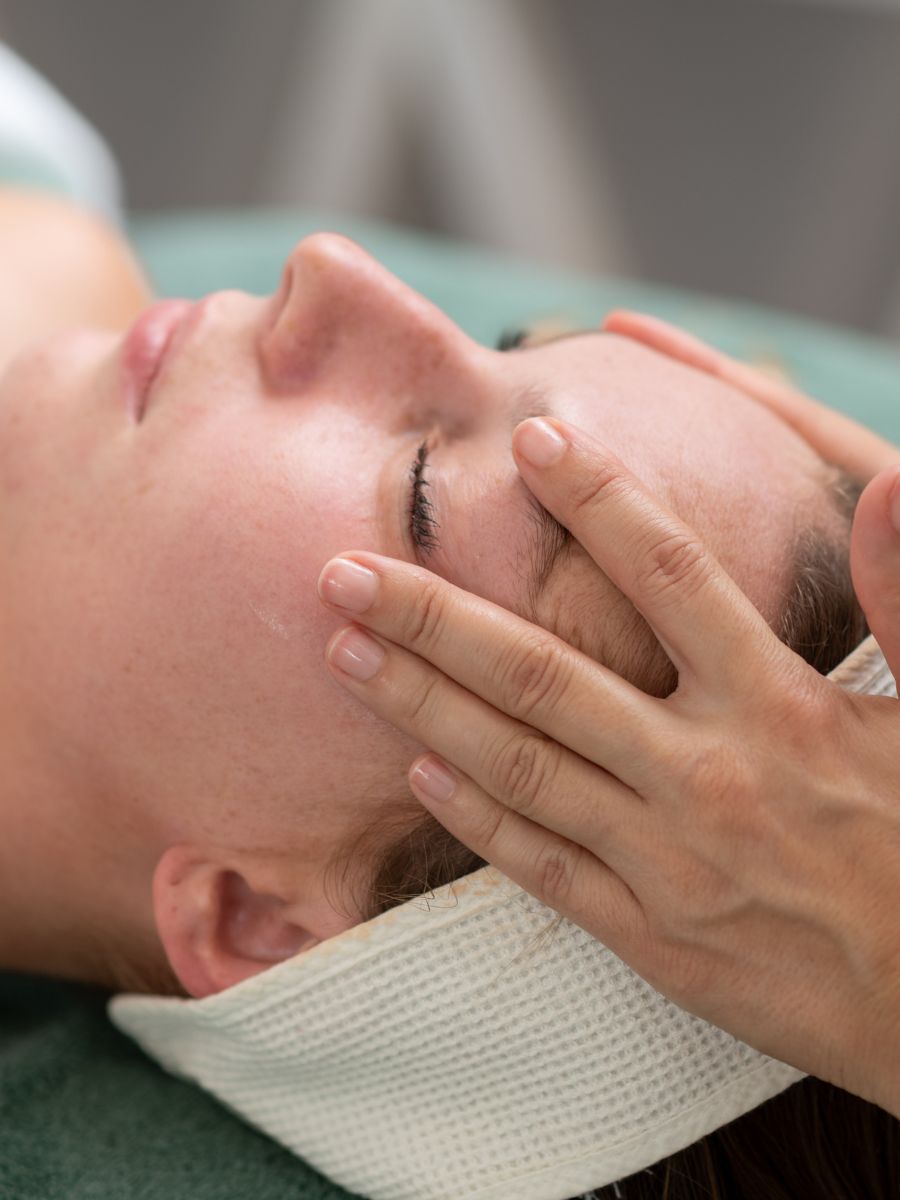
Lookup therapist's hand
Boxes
[601,310,900,672]
[317,416,900,1119]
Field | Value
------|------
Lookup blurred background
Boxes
[3,0,900,337]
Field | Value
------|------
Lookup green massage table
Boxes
[2,206,900,1200]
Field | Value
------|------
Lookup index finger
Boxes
[512,416,776,690]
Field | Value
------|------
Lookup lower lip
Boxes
[121,299,194,422]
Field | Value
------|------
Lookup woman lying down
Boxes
[0,188,895,1200]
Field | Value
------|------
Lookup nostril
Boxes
[258,264,325,392]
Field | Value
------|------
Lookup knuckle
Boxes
[469,803,512,861]
[635,530,710,606]
[488,728,560,816]
[533,840,581,909]
[667,740,779,854]
[568,461,629,519]
[498,634,570,722]
[658,944,716,1005]
[405,671,445,731]
[400,575,447,652]
[675,739,750,802]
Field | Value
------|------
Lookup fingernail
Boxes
[514,417,568,468]
[889,473,900,534]
[318,558,378,613]
[410,755,458,803]
[327,627,385,681]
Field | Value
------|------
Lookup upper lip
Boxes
[121,298,200,422]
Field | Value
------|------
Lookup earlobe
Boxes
[151,845,329,998]
[601,310,724,375]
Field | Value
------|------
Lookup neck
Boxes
[0,701,162,990]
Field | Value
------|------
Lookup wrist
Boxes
[848,960,900,1120]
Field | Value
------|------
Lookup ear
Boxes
[601,310,725,375]
[152,845,357,998]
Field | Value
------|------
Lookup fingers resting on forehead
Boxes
[509,415,776,695]
[313,417,807,938]
[318,414,785,757]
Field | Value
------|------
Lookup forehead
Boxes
[511,331,823,522]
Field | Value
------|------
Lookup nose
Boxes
[259,234,480,400]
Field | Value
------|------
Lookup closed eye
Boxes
[408,440,439,555]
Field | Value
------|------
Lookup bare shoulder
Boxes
[0,186,151,362]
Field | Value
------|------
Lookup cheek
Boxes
[0,335,136,755]
[3,397,419,830]
[271,700,423,857]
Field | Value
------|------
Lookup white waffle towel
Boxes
[111,634,896,1200]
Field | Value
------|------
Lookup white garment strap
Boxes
[111,635,895,1200]
[0,42,122,222]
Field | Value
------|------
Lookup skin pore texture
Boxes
[0,218,834,997]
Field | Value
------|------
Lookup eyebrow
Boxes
[508,385,574,620]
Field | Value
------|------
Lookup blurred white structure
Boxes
[258,0,631,275]
[3,0,900,337]
[0,41,121,221]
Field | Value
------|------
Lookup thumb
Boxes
[850,464,900,683]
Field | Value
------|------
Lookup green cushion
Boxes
[0,973,354,1199]
[3,208,900,1200]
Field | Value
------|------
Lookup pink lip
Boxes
[121,298,195,422]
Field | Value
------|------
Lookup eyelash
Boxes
[408,441,439,554]
[495,328,530,351]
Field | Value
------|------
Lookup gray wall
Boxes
[4,0,900,336]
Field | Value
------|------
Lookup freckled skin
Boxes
[0,233,827,963]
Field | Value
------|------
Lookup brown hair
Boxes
[582,1076,899,1199]
[327,467,897,1198]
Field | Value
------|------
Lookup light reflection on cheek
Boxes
[300,459,382,552]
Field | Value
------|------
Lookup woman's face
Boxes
[0,235,823,908]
